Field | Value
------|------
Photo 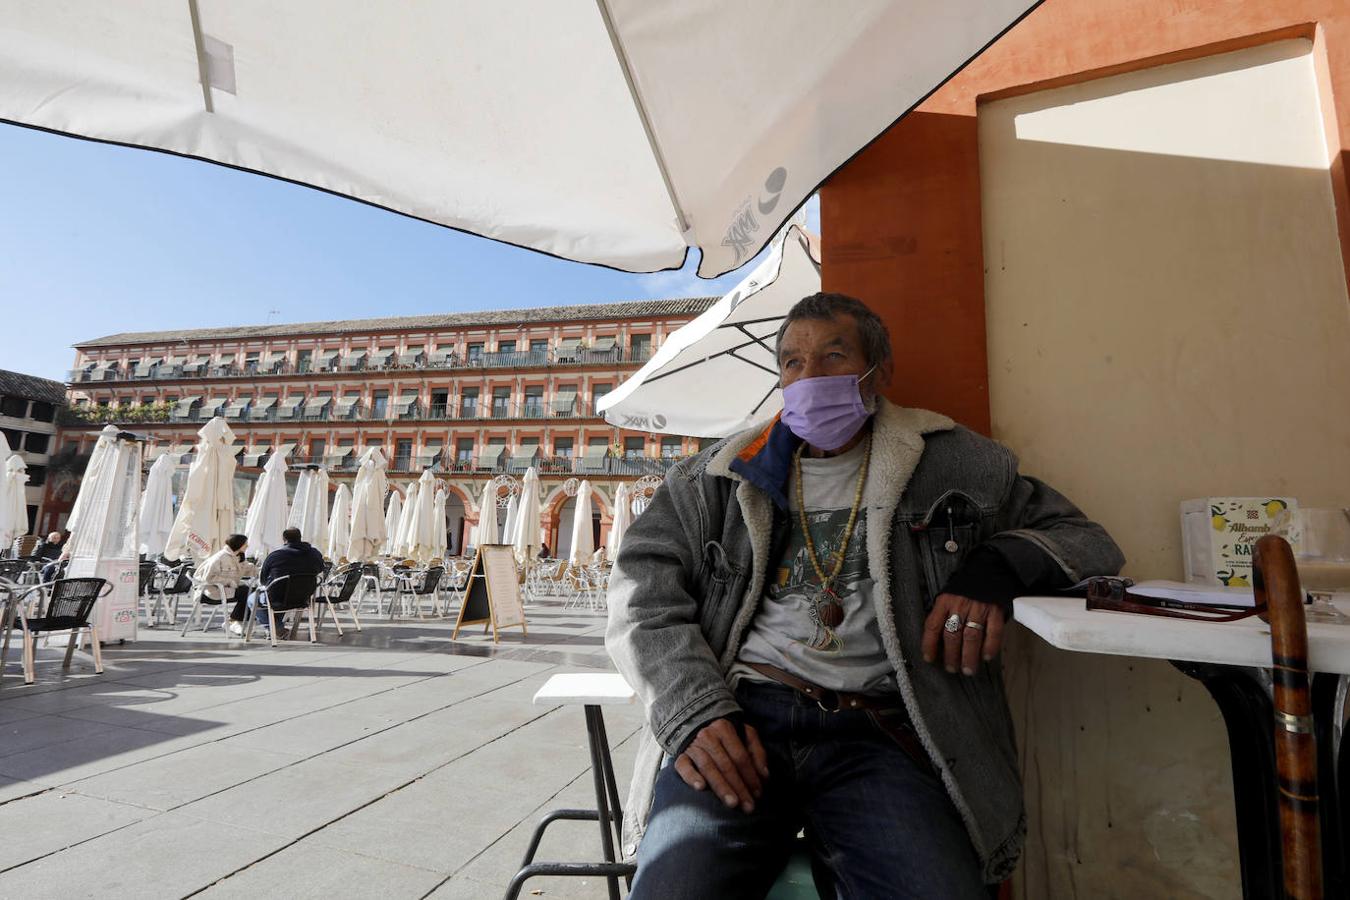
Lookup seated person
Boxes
[194,533,258,636]
[253,527,325,634]
[606,293,1124,898]
[37,530,71,582]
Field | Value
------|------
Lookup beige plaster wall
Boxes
[979,39,1350,897]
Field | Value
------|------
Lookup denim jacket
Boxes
[605,400,1124,882]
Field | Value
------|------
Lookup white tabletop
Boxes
[533,672,636,706]
[1014,596,1350,675]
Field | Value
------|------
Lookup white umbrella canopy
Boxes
[0,455,28,548]
[287,466,330,551]
[326,483,352,561]
[511,467,543,562]
[347,449,389,562]
[474,483,500,549]
[243,447,289,559]
[165,417,237,562]
[569,480,596,566]
[606,483,632,560]
[0,2,1036,277]
[137,452,177,557]
[392,480,420,558]
[407,470,439,563]
[432,488,448,561]
[599,225,819,437]
[502,492,521,547]
[66,424,121,539]
[381,488,403,556]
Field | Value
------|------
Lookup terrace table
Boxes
[1015,595,1350,899]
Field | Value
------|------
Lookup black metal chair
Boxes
[149,561,193,626]
[246,571,321,646]
[391,565,443,620]
[314,564,364,636]
[11,577,109,685]
[0,559,39,681]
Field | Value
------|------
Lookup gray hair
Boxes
[775,292,892,370]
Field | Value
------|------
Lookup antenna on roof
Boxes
[266,309,280,323]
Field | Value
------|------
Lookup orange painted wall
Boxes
[822,0,1350,434]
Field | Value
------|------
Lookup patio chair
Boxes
[0,559,39,681]
[179,573,234,636]
[149,561,193,627]
[8,535,39,559]
[390,565,443,620]
[245,571,321,647]
[11,577,109,685]
[314,564,364,636]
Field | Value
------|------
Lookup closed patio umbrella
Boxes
[165,417,237,562]
[381,487,403,556]
[511,466,543,562]
[243,447,289,559]
[599,225,819,437]
[607,483,632,560]
[569,480,595,566]
[65,429,143,641]
[407,470,438,563]
[432,487,448,561]
[474,482,499,550]
[138,452,177,557]
[502,492,520,547]
[1,454,28,548]
[66,425,121,540]
[0,3,1037,276]
[392,480,419,558]
[326,483,352,561]
[347,448,389,562]
[288,466,329,552]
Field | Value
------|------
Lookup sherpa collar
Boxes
[708,399,956,509]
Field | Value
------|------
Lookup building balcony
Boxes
[62,401,611,428]
[67,345,656,385]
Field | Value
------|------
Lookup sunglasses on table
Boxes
[1083,577,1264,623]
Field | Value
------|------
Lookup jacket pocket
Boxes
[913,491,982,609]
[697,540,746,653]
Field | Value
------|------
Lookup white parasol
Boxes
[392,480,420,558]
[0,3,1037,276]
[138,452,178,557]
[288,466,330,551]
[568,480,595,566]
[511,467,543,562]
[599,225,819,437]
[66,424,121,539]
[606,483,632,561]
[502,492,520,547]
[243,446,290,559]
[326,483,351,561]
[1,454,29,548]
[65,430,143,641]
[407,470,439,563]
[381,487,403,556]
[347,448,389,562]
[474,482,499,549]
[165,417,237,562]
[432,487,448,561]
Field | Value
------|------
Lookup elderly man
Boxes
[606,293,1123,898]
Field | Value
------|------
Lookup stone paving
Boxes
[0,595,643,899]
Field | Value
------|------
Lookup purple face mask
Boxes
[780,366,876,451]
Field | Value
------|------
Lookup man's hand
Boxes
[673,717,770,813]
[921,593,1007,676]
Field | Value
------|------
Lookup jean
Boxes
[629,681,988,900]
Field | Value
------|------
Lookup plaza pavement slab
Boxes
[0,595,645,898]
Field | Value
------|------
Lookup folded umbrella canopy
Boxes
[326,482,351,562]
[392,480,420,559]
[606,483,632,561]
[432,487,448,562]
[0,1,1036,276]
[407,469,439,563]
[347,448,389,562]
[599,225,819,437]
[243,446,289,558]
[381,487,402,557]
[502,493,521,548]
[474,483,499,550]
[137,451,177,557]
[1,454,28,548]
[165,417,237,562]
[66,429,143,641]
[66,424,121,540]
[288,465,329,552]
[511,467,543,563]
[568,481,596,566]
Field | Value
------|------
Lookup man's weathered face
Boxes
[778,314,878,399]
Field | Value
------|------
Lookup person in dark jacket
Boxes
[252,527,325,633]
[36,531,71,582]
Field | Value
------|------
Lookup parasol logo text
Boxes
[619,414,666,431]
[722,167,786,264]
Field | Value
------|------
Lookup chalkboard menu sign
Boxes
[452,544,527,643]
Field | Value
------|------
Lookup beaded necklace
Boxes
[792,432,872,651]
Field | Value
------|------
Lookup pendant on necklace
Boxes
[817,588,845,628]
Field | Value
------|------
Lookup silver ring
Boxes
[943,613,963,634]
[964,621,986,632]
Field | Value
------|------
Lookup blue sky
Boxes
[0,122,816,382]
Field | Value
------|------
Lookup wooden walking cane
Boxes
[1254,534,1323,899]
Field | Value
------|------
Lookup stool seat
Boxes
[533,672,635,706]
